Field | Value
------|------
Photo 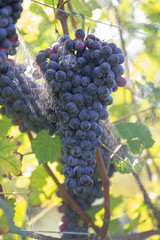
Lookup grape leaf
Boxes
[108,218,123,234]
[0,173,2,183]
[0,116,12,138]
[0,137,21,176]
[113,155,133,174]
[110,195,123,212]
[113,121,154,153]
[31,130,61,164]
[29,165,58,206]
[124,214,140,234]
[136,80,160,108]
[14,197,27,228]
[0,199,24,238]
[30,2,49,19]
[133,159,145,175]
[86,203,104,220]
[87,195,123,221]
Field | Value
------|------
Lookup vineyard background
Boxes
[0,0,160,239]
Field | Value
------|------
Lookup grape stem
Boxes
[111,106,154,124]
[96,149,110,239]
[101,143,133,169]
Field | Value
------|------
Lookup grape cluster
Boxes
[34,29,126,196]
[0,61,57,134]
[0,0,23,69]
[58,127,128,238]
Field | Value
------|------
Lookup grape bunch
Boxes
[0,60,57,134]
[57,126,128,238]
[34,29,127,196]
[0,0,23,69]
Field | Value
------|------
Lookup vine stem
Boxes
[55,0,69,35]
[111,106,154,124]
[27,130,33,141]
[101,143,133,169]
[28,202,59,226]
[132,172,160,226]
[96,149,110,238]
[27,131,99,233]
[0,184,5,199]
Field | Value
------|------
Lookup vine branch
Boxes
[55,0,69,35]
[96,149,110,238]
[133,172,160,226]
[0,184,5,200]
[101,143,132,169]
[111,106,154,124]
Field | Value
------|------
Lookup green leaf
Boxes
[113,155,133,174]
[0,116,12,138]
[0,137,21,176]
[133,159,145,175]
[32,130,61,164]
[86,203,104,220]
[113,121,154,153]
[0,173,2,184]
[29,165,57,206]
[0,199,24,238]
[136,81,160,109]
[110,195,123,212]
[72,0,88,15]
[5,198,16,216]
[108,218,123,234]
[86,195,123,221]
[124,214,140,234]
[30,2,49,19]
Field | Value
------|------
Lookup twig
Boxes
[110,143,122,159]
[96,149,110,238]
[0,191,43,196]
[101,143,133,169]
[113,6,139,118]
[27,130,33,141]
[28,202,59,226]
[23,152,34,156]
[44,163,99,233]
[0,184,5,199]
[111,106,154,124]
[133,172,160,226]
[113,7,129,80]
[55,0,69,35]
[67,0,77,32]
